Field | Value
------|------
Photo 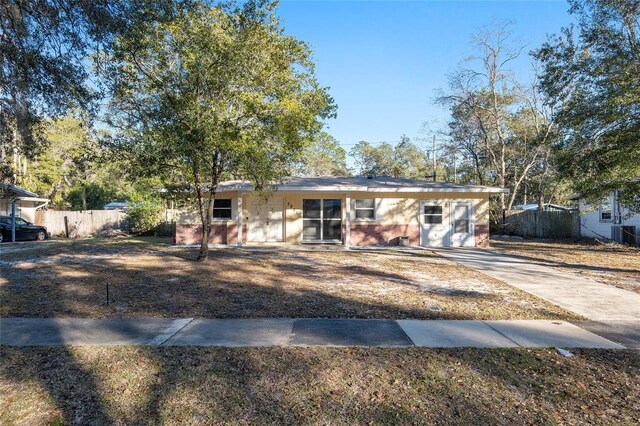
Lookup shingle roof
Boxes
[216,176,509,193]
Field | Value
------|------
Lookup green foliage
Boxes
[108,1,335,259]
[0,0,193,183]
[350,136,428,179]
[293,132,349,176]
[66,183,116,211]
[126,203,163,234]
[534,0,640,211]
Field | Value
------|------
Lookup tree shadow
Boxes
[0,237,588,423]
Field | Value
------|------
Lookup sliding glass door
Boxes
[302,199,342,242]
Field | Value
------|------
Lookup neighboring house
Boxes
[512,203,574,212]
[104,201,141,211]
[0,183,50,223]
[176,177,508,248]
[576,190,640,244]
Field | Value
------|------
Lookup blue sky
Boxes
[276,1,575,157]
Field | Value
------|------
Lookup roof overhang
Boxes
[0,182,39,198]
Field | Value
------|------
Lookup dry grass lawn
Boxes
[1,346,639,425]
[0,237,578,320]
[491,239,640,294]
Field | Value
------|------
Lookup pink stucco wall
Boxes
[349,224,421,246]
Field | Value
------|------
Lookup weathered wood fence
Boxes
[504,210,581,239]
[37,210,128,237]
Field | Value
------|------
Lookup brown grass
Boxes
[0,237,578,320]
[1,346,639,425]
[491,239,640,294]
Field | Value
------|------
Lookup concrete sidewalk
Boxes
[0,318,627,349]
[434,248,640,321]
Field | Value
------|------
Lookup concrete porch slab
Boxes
[483,320,626,349]
[397,320,519,348]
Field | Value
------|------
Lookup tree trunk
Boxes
[81,184,87,211]
[197,189,215,261]
[538,147,550,211]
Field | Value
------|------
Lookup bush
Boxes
[126,203,163,235]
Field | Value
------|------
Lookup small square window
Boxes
[212,198,232,219]
[423,205,443,224]
[599,202,612,222]
[355,199,375,220]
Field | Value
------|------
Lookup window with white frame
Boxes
[355,199,375,220]
[212,198,232,219]
[423,205,443,224]
[599,201,612,222]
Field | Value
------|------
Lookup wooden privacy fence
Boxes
[39,210,128,237]
[504,210,581,239]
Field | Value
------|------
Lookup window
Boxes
[302,199,342,241]
[355,199,375,220]
[453,205,470,233]
[212,198,232,219]
[423,205,443,224]
[599,202,612,222]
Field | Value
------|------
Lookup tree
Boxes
[0,0,190,184]
[292,132,349,177]
[349,137,428,178]
[108,1,335,260]
[437,21,567,215]
[534,0,640,211]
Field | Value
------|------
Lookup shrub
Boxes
[126,203,163,234]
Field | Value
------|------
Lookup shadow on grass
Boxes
[0,237,593,423]
[3,345,640,424]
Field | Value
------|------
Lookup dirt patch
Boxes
[0,238,577,320]
[1,346,639,425]
[491,239,640,294]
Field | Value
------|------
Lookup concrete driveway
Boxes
[434,248,640,321]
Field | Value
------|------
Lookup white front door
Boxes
[420,202,447,247]
[247,197,284,242]
[450,202,474,247]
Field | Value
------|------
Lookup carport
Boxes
[0,182,49,242]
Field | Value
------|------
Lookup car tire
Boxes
[36,231,46,241]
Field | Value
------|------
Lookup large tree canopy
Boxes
[292,132,349,177]
[534,0,640,210]
[0,0,189,183]
[108,0,335,259]
[350,136,429,179]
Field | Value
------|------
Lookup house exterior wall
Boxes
[579,193,640,243]
[175,190,490,247]
[0,199,40,223]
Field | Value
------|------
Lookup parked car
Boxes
[0,216,48,242]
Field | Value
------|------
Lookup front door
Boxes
[247,197,284,242]
[302,199,342,242]
[420,202,447,247]
[450,202,474,247]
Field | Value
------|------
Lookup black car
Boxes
[0,216,48,242]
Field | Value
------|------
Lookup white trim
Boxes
[213,184,509,194]
[345,192,351,247]
[236,195,243,246]
[354,198,376,221]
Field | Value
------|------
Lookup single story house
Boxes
[0,182,49,223]
[176,177,508,248]
[576,188,640,245]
